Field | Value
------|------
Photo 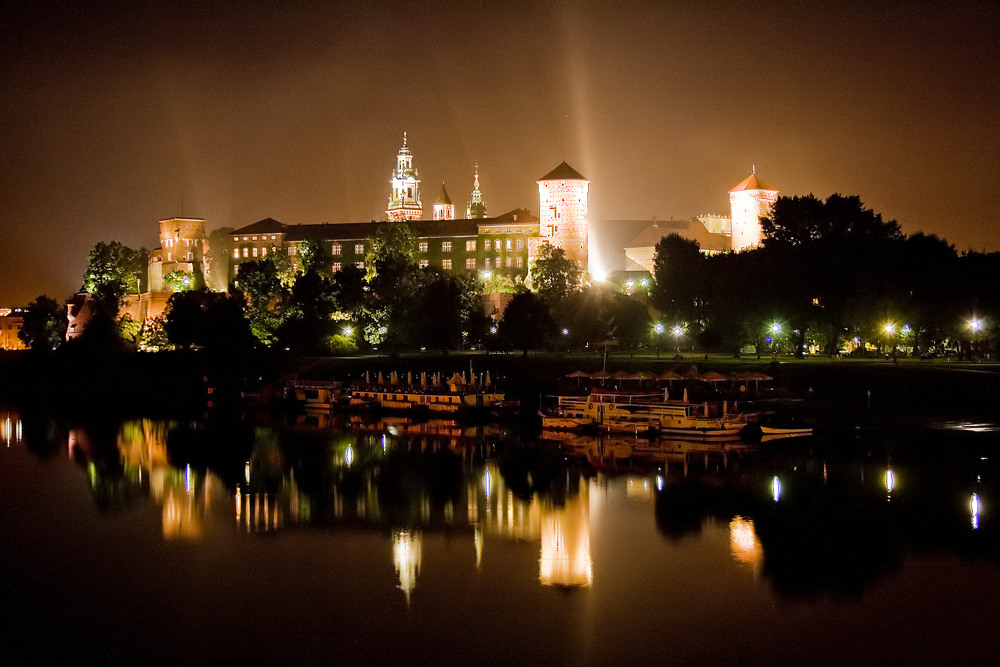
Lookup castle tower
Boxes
[729,168,778,252]
[433,183,455,220]
[466,164,488,219]
[386,132,423,221]
[536,161,589,269]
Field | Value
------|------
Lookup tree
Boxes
[18,295,67,350]
[607,292,651,352]
[233,259,287,343]
[164,289,253,351]
[333,264,367,314]
[529,244,582,302]
[365,222,417,280]
[82,241,148,310]
[297,239,331,275]
[498,290,554,358]
[276,269,338,354]
[650,233,704,324]
[163,270,202,292]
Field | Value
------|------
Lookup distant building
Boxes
[386,133,423,222]
[0,308,25,350]
[535,161,590,270]
[432,183,455,221]
[623,170,778,273]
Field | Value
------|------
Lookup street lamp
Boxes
[343,326,353,336]
[653,324,664,358]
[884,322,896,360]
[969,318,981,360]
[673,326,682,353]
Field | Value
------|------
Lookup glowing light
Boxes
[381,434,387,453]
[393,530,422,604]
[562,328,569,335]
[772,476,781,502]
[654,324,664,333]
[902,324,911,334]
[625,279,634,289]
[345,446,354,467]
[539,478,592,587]
[489,326,497,334]
[343,326,353,336]
[971,493,980,530]
[884,323,895,334]
[729,517,763,567]
[771,323,781,333]
[484,469,492,499]
[379,326,387,334]
[885,469,895,494]
[184,464,192,493]
[640,279,648,287]
[481,271,491,280]
[673,326,682,336]
[656,475,663,491]
[245,461,250,484]
[970,319,981,331]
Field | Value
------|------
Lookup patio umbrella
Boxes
[590,370,612,385]
[407,371,412,386]
[700,371,729,383]
[378,372,384,384]
[485,371,491,385]
[420,372,427,385]
[656,370,684,382]
[390,371,399,385]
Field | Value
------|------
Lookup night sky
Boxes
[2,1,998,305]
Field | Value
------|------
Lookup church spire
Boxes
[466,163,487,219]
[386,132,422,221]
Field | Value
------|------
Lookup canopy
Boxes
[700,371,730,383]
[656,370,684,381]
[566,371,590,378]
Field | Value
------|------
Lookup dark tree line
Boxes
[651,194,1000,359]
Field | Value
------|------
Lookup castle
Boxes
[135,135,774,317]
[226,134,591,283]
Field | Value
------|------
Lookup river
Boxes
[1,408,997,665]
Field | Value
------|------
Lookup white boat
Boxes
[349,384,505,414]
[547,392,750,440]
[289,380,343,411]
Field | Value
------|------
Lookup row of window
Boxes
[325,257,524,273]
[237,238,529,262]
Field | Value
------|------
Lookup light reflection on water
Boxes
[2,409,1000,662]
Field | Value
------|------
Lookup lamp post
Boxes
[654,324,663,358]
[969,318,981,361]
[673,326,682,353]
[884,322,896,360]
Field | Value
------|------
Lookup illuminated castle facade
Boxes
[227,134,591,282]
[729,169,778,252]
[386,133,423,222]
[624,169,779,273]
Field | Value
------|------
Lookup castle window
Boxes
[332,244,342,256]
[242,248,248,258]
[485,258,491,269]
[442,241,452,252]
[485,240,492,251]
[233,249,239,259]
[442,259,453,270]
[332,262,342,273]
[506,239,512,250]
[466,240,476,251]
[516,257,523,268]
[355,243,364,254]
[261,247,267,257]
[466,258,476,270]
[506,228,511,233]
[288,246,296,256]
[356,261,364,269]
[516,238,523,250]
[252,247,258,258]
[252,236,257,241]
[506,256,512,268]
[419,259,429,269]
[419,242,428,253]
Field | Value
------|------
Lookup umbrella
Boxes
[390,371,399,385]
[485,371,491,385]
[700,371,729,383]
[590,370,612,379]
[633,371,657,381]
[378,372,384,384]
[420,372,427,385]
[447,372,464,385]
[566,371,590,378]
[682,387,689,402]
[365,371,370,384]
[656,370,684,382]
[611,371,635,380]
[407,371,412,386]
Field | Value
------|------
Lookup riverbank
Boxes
[2,349,998,432]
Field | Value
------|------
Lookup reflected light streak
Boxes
[971,493,980,530]
[729,516,763,568]
[345,446,354,467]
[393,530,422,604]
[540,479,592,588]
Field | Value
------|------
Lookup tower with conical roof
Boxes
[433,183,455,220]
[386,133,423,221]
[536,161,589,269]
[729,167,778,252]
[466,164,488,219]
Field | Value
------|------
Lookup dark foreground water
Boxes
[1,409,998,665]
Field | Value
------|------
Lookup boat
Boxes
[545,391,758,441]
[347,378,505,416]
[288,380,343,411]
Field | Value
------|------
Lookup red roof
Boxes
[729,173,775,193]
